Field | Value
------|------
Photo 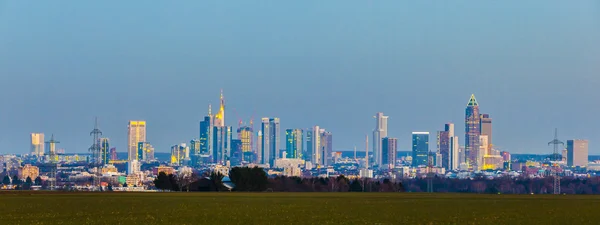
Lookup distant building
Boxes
[127,160,140,175]
[199,114,213,157]
[477,135,488,171]
[171,143,189,166]
[153,166,175,176]
[256,131,263,164]
[437,123,460,170]
[501,151,511,162]
[127,121,146,161]
[465,94,480,170]
[261,118,280,167]
[480,114,493,152]
[319,130,333,166]
[230,139,243,166]
[30,133,45,157]
[100,138,110,165]
[109,148,118,160]
[18,164,39,180]
[373,112,388,167]
[412,132,429,167]
[190,139,201,166]
[237,126,253,162]
[285,129,303,159]
[381,137,397,169]
[567,140,589,167]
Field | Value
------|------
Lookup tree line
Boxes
[2,175,42,190]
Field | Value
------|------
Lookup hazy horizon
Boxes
[1,1,599,155]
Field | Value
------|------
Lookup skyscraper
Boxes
[30,133,45,157]
[213,90,225,127]
[567,140,589,167]
[230,139,243,166]
[212,126,232,165]
[437,123,460,170]
[320,130,333,166]
[285,129,303,159]
[412,132,429,167]
[477,135,488,171]
[305,129,313,162]
[100,138,110,165]
[381,137,397,169]
[256,130,263,164]
[190,139,201,166]
[199,112,213,157]
[373,113,388,167]
[480,114,493,152]
[307,126,321,164]
[465,94,480,170]
[127,121,146,161]
[261,118,280,166]
[237,126,253,162]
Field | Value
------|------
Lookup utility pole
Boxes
[548,128,563,195]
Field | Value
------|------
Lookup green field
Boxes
[1,192,599,225]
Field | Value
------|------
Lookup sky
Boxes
[0,1,599,155]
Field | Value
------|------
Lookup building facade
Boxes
[18,164,40,180]
[437,123,460,170]
[285,129,303,159]
[237,126,253,162]
[100,138,110,165]
[412,132,429,167]
[30,133,45,157]
[320,130,333,166]
[381,137,397,169]
[372,112,388,167]
[261,118,280,167]
[465,94,481,170]
[567,140,589,167]
[127,121,147,161]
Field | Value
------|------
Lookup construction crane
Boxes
[548,128,564,195]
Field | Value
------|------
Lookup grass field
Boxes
[1,192,599,225]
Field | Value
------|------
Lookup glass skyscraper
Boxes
[412,132,429,167]
[465,94,480,170]
[285,129,303,159]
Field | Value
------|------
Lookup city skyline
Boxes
[1,2,599,154]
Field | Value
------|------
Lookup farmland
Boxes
[1,192,599,224]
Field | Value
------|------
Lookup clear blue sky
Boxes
[0,1,599,154]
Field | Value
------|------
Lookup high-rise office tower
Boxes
[190,139,201,166]
[480,114,493,152]
[285,129,303,159]
[256,130,263,164]
[237,126,253,162]
[412,132,429,167]
[567,140,589,167]
[381,137,397,169]
[307,126,322,164]
[127,121,146,161]
[320,130,333,166]
[171,143,188,166]
[212,126,232,165]
[30,133,45,157]
[373,112,388,167]
[199,111,213,157]
[100,138,110,165]
[465,94,481,170]
[110,148,118,160]
[230,139,243,166]
[477,135,488,171]
[305,129,313,161]
[437,123,460,170]
[261,118,280,166]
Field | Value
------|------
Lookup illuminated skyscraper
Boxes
[127,121,146,161]
[213,90,225,127]
[213,126,232,165]
[465,94,480,170]
[373,112,388,167]
[412,132,429,167]
[285,129,303,159]
[238,126,254,162]
[30,133,45,157]
[171,143,189,166]
[138,142,155,162]
[261,118,280,167]
[100,138,110,165]
[190,139,201,166]
[381,137,397,169]
[480,114,493,152]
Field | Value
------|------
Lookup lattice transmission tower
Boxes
[548,128,563,195]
